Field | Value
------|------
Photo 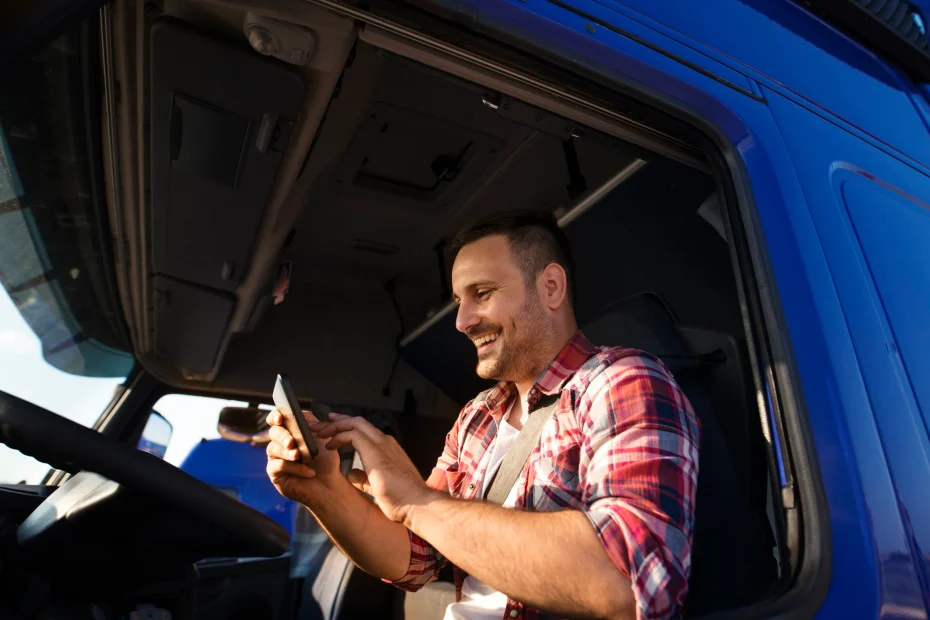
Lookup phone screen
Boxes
[272,374,319,461]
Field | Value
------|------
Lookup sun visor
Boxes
[153,276,233,375]
[149,17,304,292]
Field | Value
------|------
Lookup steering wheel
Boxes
[0,391,290,559]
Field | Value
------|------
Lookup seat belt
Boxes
[484,394,560,505]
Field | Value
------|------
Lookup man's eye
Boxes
[476,290,492,300]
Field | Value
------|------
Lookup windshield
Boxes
[0,18,133,484]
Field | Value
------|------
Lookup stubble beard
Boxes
[476,293,553,383]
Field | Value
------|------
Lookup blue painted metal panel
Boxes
[582,0,930,164]
[766,90,930,619]
[181,439,297,537]
[842,177,930,431]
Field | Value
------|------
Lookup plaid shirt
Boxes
[390,331,700,620]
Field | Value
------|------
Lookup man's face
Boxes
[451,235,553,383]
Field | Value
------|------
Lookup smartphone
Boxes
[273,374,319,461]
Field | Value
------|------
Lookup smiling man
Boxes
[265,210,700,620]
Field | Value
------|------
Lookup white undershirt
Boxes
[444,403,523,620]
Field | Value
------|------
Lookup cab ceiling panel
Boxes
[150,17,304,293]
[302,101,505,277]
[291,47,533,289]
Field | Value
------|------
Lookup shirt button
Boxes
[509,610,519,618]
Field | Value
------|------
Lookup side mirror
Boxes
[138,410,173,459]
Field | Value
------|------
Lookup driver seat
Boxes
[583,293,776,615]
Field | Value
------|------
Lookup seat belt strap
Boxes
[484,394,560,506]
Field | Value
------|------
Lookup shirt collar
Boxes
[480,330,596,419]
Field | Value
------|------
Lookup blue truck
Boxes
[0,0,928,619]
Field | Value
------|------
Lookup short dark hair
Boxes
[450,210,576,306]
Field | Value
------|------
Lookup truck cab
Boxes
[0,0,928,618]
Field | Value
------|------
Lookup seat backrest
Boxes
[675,325,767,509]
[298,541,397,620]
[583,293,775,615]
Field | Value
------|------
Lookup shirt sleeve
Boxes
[384,406,467,591]
[579,356,700,620]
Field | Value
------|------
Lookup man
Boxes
[265,211,700,619]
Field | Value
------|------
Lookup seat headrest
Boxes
[583,293,689,358]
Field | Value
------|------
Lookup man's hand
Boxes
[311,414,434,523]
[265,410,416,583]
[265,408,342,506]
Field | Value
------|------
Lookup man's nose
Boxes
[455,300,480,334]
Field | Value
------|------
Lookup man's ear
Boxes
[539,263,569,310]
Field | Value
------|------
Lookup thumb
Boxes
[347,468,372,495]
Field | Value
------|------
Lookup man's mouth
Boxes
[472,331,501,352]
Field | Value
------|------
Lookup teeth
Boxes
[474,332,499,347]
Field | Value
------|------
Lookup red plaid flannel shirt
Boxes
[390,331,700,619]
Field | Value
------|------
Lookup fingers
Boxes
[347,468,372,495]
[266,408,320,427]
[311,415,383,442]
[266,438,300,462]
[268,425,295,450]
[266,457,315,480]
[322,428,375,455]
